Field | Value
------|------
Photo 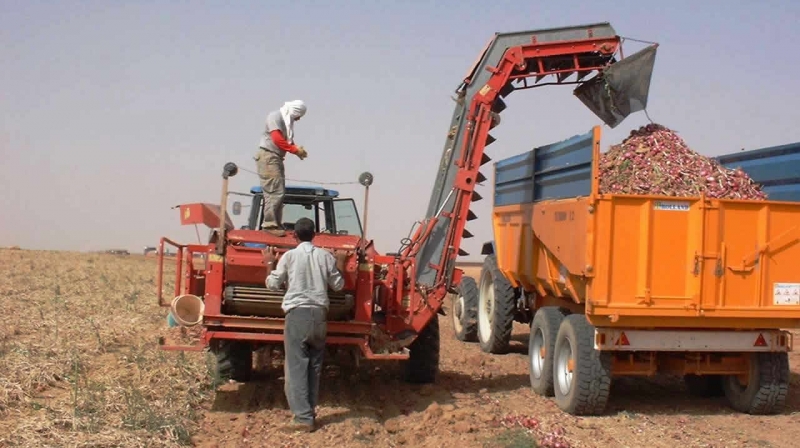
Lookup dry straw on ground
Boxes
[0,249,214,447]
[4,250,800,448]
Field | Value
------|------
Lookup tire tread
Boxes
[479,255,517,354]
[213,340,253,382]
[529,306,568,396]
[454,276,479,342]
[406,317,441,384]
[555,314,611,415]
[750,353,788,414]
[723,352,789,415]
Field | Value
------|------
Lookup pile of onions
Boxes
[598,123,767,200]
[500,414,571,448]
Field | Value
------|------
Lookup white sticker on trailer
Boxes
[654,201,690,211]
[773,283,800,305]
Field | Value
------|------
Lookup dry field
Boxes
[0,249,210,447]
[2,249,800,447]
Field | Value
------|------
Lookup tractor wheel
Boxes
[553,315,612,416]
[212,340,253,382]
[452,276,479,342]
[406,316,440,384]
[722,352,789,415]
[529,306,569,397]
[477,255,517,354]
[684,374,724,397]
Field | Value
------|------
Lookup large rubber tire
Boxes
[529,307,568,397]
[553,315,612,415]
[722,352,789,415]
[212,340,253,382]
[684,374,724,397]
[406,317,440,384]
[477,255,517,354]
[452,276,479,342]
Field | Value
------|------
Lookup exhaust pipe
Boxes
[216,162,239,255]
[358,172,374,254]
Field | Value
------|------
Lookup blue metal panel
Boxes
[534,131,594,201]
[494,130,594,206]
[715,142,800,203]
[494,152,535,206]
[761,184,800,202]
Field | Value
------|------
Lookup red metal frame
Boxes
[393,35,623,335]
[156,237,183,307]
[156,33,628,359]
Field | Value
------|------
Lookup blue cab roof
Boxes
[249,185,339,198]
[244,185,340,248]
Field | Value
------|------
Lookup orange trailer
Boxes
[468,125,800,415]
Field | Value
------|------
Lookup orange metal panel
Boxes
[586,195,800,328]
[532,199,588,276]
[179,203,234,230]
[611,353,749,377]
[491,126,800,330]
[492,203,532,289]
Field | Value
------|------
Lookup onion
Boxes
[500,414,572,448]
[599,124,767,200]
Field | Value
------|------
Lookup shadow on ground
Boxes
[604,371,800,417]
[210,358,530,424]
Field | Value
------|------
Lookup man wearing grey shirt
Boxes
[254,100,309,236]
[264,217,347,432]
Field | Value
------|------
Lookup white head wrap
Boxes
[279,100,307,144]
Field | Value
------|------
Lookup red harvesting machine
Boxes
[155,22,657,383]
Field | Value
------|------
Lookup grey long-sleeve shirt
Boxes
[266,241,345,314]
[258,110,288,158]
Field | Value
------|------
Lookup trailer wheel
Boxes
[406,316,440,384]
[212,340,253,382]
[553,315,612,415]
[722,352,789,415]
[453,276,479,342]
[477,255,517,354]
[529,306,568,397]
[684,374,724,397]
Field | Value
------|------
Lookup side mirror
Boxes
[359,172,374,187]
[232,201,242,216]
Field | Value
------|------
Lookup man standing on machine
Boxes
[254,100,309,236]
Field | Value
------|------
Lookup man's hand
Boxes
[335,251,349,273]
[262,246,277,268]
[295,146,308,160]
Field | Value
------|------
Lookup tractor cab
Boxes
[233,185,363,237]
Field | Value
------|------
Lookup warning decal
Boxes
[773,283,800,305]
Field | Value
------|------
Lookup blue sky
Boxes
[2,0,799,257]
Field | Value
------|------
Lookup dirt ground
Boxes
[2,249,800,447]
